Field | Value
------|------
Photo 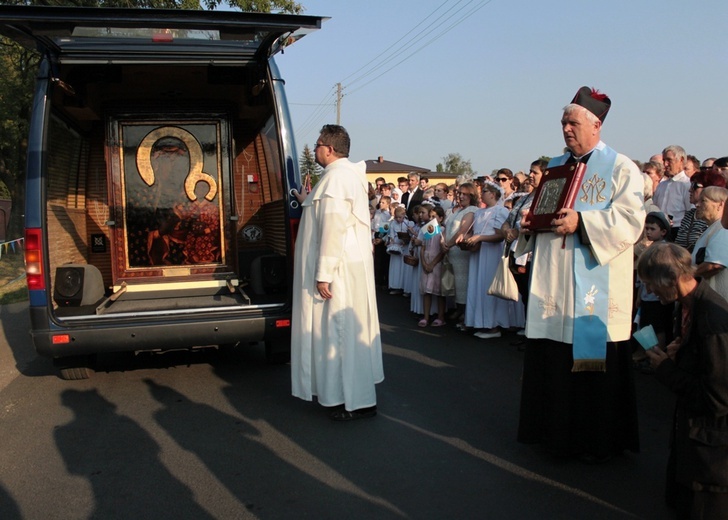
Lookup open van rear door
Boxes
[0,5,325,295]
[0,5,325,63]
[0,5,326,374]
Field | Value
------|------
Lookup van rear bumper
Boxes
[28,306,291,359]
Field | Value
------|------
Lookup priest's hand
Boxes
[317,281,332,299]
[292,188,308,204]
[552,208,579,235]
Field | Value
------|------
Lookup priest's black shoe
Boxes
[329,406,377,421]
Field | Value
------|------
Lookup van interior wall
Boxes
[84,131,112,290]
[49,118,287,298]
[254,132,286,256]
[45,62,289,298]
[233,131,287,278]
[46,117,90,307]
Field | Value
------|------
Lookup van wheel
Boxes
[54,356,94,380]
[265,342,290,365]
[59,366,94,380]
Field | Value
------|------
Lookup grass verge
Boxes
[0,253,28,304]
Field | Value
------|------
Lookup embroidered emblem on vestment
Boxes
[584,285,598,315]
[608,298,619,319]
[579,174,607,205]
[539,296,557,319]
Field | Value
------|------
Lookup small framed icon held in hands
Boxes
[525,162,587,230]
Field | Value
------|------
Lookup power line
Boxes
[293,1,494,136]
[339,0,454,85]
[295,86,337,139]
[344,0,471,89]
[346,0,494,97]
[297,99,335,137]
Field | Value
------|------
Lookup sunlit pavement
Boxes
[0,295,673,519]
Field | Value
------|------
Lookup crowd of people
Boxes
[367,118,728,519]
[370,147,728,340]
[370,169,536,337]
[291,87,728,519]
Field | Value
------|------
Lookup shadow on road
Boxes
[55,388,213,519]
[0,302,56,382]
[144,378,406,518]
[0,480,21,520]
[0,291,676,519]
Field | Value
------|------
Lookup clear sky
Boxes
[275,0,728,175]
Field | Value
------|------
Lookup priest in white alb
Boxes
[291,124,383,421]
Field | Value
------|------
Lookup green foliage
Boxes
[0,253,28,303]
[218,0,303,12]
[299,144,321,187]
[0,0,303,13]
[0,284,27,304]
[0,38,36,239]
[436,152,475,177]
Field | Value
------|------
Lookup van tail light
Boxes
[24,228,45,290]
[275,319,291,328]
[152,32,174,43]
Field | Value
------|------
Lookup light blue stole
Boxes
[549,143,617,371]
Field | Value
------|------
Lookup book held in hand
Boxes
[525,162,586,231]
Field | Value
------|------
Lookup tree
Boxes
[0,39,38,239]
[0,1,303,13]
[207,0,303,12]
[435,153,476,177]
[299,144,321,188]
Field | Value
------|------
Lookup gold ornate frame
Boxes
[107,112,235,287]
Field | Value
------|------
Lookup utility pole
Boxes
[336,82,342,125]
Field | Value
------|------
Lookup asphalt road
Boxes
[0,295,676,519]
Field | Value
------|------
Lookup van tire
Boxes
[59,366,94,380]
[265,341,290,365]
[55,356,94,380]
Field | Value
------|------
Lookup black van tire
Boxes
[59,366,93,380]
[54,355,94,380]
[265,341,290,365]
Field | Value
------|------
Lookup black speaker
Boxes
[53,264,105,307]
[250,255,287,295]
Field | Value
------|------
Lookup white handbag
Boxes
[487,245,519,301]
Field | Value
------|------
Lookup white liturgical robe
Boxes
[291,157,384,411]
[523,145,645,345]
